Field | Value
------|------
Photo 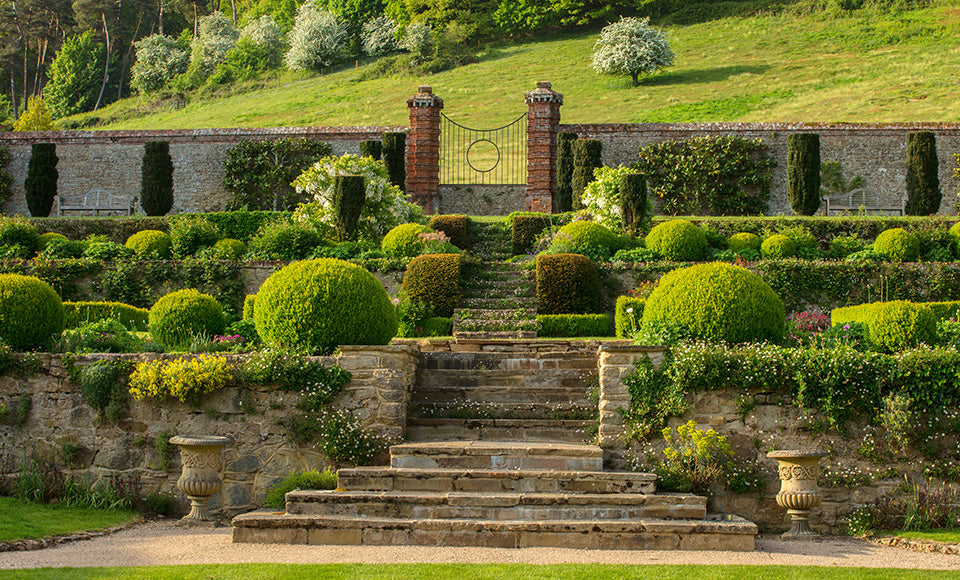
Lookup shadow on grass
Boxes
[642,64,771,86]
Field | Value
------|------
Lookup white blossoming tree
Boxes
[591,16,674,86]
[131,34,189,94]
[293,154,425,239]
[284,2,348,72]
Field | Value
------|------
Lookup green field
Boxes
[0,497,140,543]
[71,4,960,131]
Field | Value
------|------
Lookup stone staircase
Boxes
[453,222,539,340]
[232,440,757,550]
[406,346,598,444]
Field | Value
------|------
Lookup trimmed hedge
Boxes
[207,238,246,260]
[382,223,431,258]
[572,139,602,209]
[149,289,226,349]
[169,215,221,257]
[760,234,797,259]
[180,211,288,242]
[642,262,785,343]
[537,314,611,337]
[359,139,382,160]
[787,133,821,216]
[141,141,174,217]
[0,274,64,350]
[536,253,603,315]
[332,174,366,242]
[556,132,578,213]
[63,301,149,331]
[831,299,936,351]
[125,230,172,259]
[25,143,58,218]
[645,220,706,261]
[428,215,469,248]
[401,253,461,318]
[420,316,452,337]
[243,294,256,320]
[905,131,941,216]
[615,296,646,338]
[382,132,406,192]
[254,258,397,353]
[37,232,68,250]
[511,212,552,256]
[874,228,920,262]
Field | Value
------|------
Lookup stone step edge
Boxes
[284,490,705,506]
[407,418,595,427]
[339,466,656,481]
[231,513,758,538]
[390,441,603,457]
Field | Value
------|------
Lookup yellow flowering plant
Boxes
[129,355,232,406]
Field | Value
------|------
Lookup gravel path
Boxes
[0,521,958,570]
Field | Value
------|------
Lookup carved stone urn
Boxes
[767,450,828,540]
[170,435,231,526]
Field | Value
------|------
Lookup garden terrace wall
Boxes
[0,127,404,217]
[564,122,960,216]
[0,346,416,518]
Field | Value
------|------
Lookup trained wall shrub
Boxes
[727,232,760,253]
[141,141,174,217]
[538,313,610,337]
[382,223,431,257]
[0,216,39,256]
[0,274,64,350]
[511,212,552,256]
[382,132,406,192]
[642,262,785,343]
[551,220,621,260]
[787,133,821,216]
[905,131,941,216]
[615,296,646,338]
[874,228,920,262]
[556,132,578,213]
[536,253,603,315]
[222,138,332,211]
[254,258,397,353]
[149,289,226,349]
[571,139,602,209]
[401,253,461,318]
[63,301,149,331]
[645,219,706,261]
[428,215,469,248]
[24,143,58,217]
[125,230,173,259]
[636,136,773,215]
[760,234,797,259]
[189,211,287,241]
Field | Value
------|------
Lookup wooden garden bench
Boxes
[822,189,906,216]
[56,189,133,217]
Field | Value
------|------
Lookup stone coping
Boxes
[767,450,830,459]
[872,536,960,556]
[597,344,667,353]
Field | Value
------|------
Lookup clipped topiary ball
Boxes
[874,228,920,262]
[209,238,246,260]
[949,221,960,241]
[642,262,785,343]
[381,223,432,258]
[243,294,256,320]
[149,289,225,349]
[553,220,621,260]
[728,232,761,252]
[126,230,172,259]
[645,220,706,261]
[868,300,935,351]
[254,258,397,353]
[37,232,69,250]
[760,234,797,259]
[0,274,64,350]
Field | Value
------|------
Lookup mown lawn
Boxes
[69,5,960,131]
[0,497,140,543]
[891,528,960,543]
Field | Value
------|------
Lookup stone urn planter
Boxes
[767,450,828,540]
[170,435,231,527]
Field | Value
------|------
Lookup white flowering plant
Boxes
[580,165,644,231]
[293,154,425,240]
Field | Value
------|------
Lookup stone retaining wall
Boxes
[0,346,417,518]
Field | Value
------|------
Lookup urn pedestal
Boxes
[170,435,231,527]
[767,450,828,540]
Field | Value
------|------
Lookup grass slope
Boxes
[0,497,139,542]
[4,564,960,580]
[75,5,960,131]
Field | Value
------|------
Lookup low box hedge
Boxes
[537,314,611,337]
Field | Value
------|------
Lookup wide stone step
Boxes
[406,418,595,442]
[337,466,657,494]
[389,441,603,471]
[454,308,537,320]
[459,297,535,310]
[232,513,757,551]
[414,368,595,388]
[453,319,540,332]
[284,491,708,521]
[460,288,535,300]
[453,331,538,340]
[418,351,596,370]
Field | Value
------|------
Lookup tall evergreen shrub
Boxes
[556,132,578,212]
[382,132,406,193]
[620,172,648,235]
[905,132,941,215]
[571,139,602,210]
[24,143,58,217]
[359,140,382,160]
[787,133,820,216]
[333,174,366,241]
[141,141,174,216]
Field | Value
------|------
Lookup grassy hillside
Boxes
[74,5,960,130]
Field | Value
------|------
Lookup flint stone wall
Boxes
[0,346,416,519]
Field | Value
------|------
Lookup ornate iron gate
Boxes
[440,112,527,185]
